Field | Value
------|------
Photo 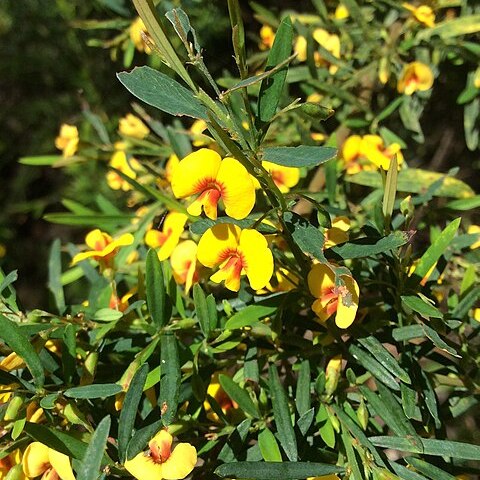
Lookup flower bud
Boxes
[325,355,342,398]
[4,396,23,421]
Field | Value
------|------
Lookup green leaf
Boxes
[160,334,181,426]
[412,218,461,282]
[269,365,297,461]
[76,416,111,480]
[190,216,277,236]
[64,384,123,399]
[118,363,149,463]
[215,462,344,479]
[340,428,363,480]
[392,325,425,342]
[447,195,480,211]
[416,14,480,41]
[349,344,400,390]
[422,324,460,358]
[261,146,336,168]
[0,315,44,388]
[401,296,442,319]
[330,232,408,259]
[193,284,214,337]
[257,16,293,124]
[295,360,311,416]
[357,336,411,384]
[146,249,168,328]
[44,213,132,227]
[225,304,277,330]
[126,419,163,460]
[382,156,398,227]
[19,155,63,166]
[405,457,456,480]
[219,374,260,419]
[117,66,207,120]
[258,428,282,462]
[165,8,201,55]
[92,308,124,322]
[451,286,480,320]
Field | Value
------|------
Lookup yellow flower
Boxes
[23,442,75,480]
[124,430,196,480]
[262,161,300,193]
[0,352,26,372]
[170,240,200,294]
[165,154,180,184]
[0,449,25,480]
[308,475,341,480]
[197,223,274,292]
[307,92,324,103]
[119,113,150,139]
[171,149,255,220]
[71,229,134,266]
[130,17,151,53]
[308,263,359,328]
[145,212,187,261]
[474,68,480,89]
[341,135,368,174]
[312,28,341,74]
[265,267,299,293]
[398,62,434,95]
[403,3,435,27]
[472,308,480,322]
[360,135,404,170]
[204,374,237,421]
[294,36,308,62]
[467,225,480,249]
[259,25,275,50]
[55,124,79,158]
[106,150,141,191]
[324,217,350,249]
[189,120,211,147]
[334,4,349,20]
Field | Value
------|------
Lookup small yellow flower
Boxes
[472,308,480,322]
[294,35,308,62]
[119,113,150,139]
[403,3,435,27]
[0,449,24,480]
[361,135,404,170]
[26,401,45,424]
[204,374,237,421]
[262,161,300,193]
[474,68,480,89]
[0,352,26,372]
[124,430,197,480]
[265,267,299,293]
[197,223,274,292]
[341,135,368,174]
[106,150,141,191]
[171,149,255,220]
[259,25,275,50]
[130,17,151,53]
[307,92,324,103]
[467,225,480,249]
[398,62,434,95]
[23,442,75,480]
[312,28,341,74]
[324,217,350,249]
[170,240,200,294]
[334,4,349,20]
[308,263,359,328]
[145,212,188,261]
[55,124,79,158]
[190,120,210,147]
[71,229,134,266]
[165,154,180,183]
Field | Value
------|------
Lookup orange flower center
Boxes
[271,170,286,188]
[156,227,173,246]
[149,439,171,464]
[322,286,339,317]
[406,73,419,89]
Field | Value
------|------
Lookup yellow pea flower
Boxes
[170,240,200,294]
[145,212,188,261]
[165,154,180,184]
[334,4,349,20]
[324,216,350,249]
[467,225,480,249]
[308,263,359,329]
[294,36,308,62]
[0,352,26,372]
[307,92,324,103]
[204,374,237,421]
[189,119,211,147]
[171,149,255,220]
[474,68,480,89]
[130,17,151,53]
[361,135,404,170]
[0,449,25,480]
[403,3,435,27]
[259,25,275,50]
[341,135,370,174]
[119,113,150,139]
[397,62,434,95]
[55,124,79,158]
[261,161,300,193]
[197,224,274,292]
[71,229,134,266]
[472,309,480,322]
[23,442,75,480]
[312,28,341,74]
[26,402,45,424]
[124,430,196,480]
[106,150,141,191]
[265,267,299,293]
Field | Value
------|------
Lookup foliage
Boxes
[1,1,480,480]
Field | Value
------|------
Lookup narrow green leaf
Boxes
[269,365,297,461]
[227,0,247,78]
[146,249,168,328]
[206,294,218,332]
[76,416,111,480]
[401,296,442,319]
[48,239,65,314]
[261,146,336,168]
[330,232,408,259]
[257,16,293,124]
[0,315,44,388]
[447,195,480,211]
[117,67,207,119]
[44,213,132,227]
[64,384,123,399]
[160,334,181,426]
[340,428,364,480]
[219,374,259,419]
[295,360,311,416]
[357,337,411,384]
[416,14,480,41]
[389,462,430,480]
[215,462,344,479]
[451,286,480,319]
[62,324,76,385]
[225,304,277,330]
[118,364,149,463]
[422,324,460,358]
[297,407,315,437]
[258,428,282,462]
[382,156,398,226]
[193,284,212,337]
[19,155,63,166]
[349,344,400,390]
[400,383,417,420]
[392,325,425,342]
[126,420,163,460]
[411,218,461,281]
[406,457,456,480]
[92,308,123,322]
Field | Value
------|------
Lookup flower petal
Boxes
[49,449,75,480]
[335,276,360,329]
[161,443,197,480]
[216,158,255,220]
[197,224,241,268]
[22,442,50,478]
[124,452,163,480]
[171,149,222,199]
[307,263,335,299]
[239,229,274,290]
[85,229,112,251]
